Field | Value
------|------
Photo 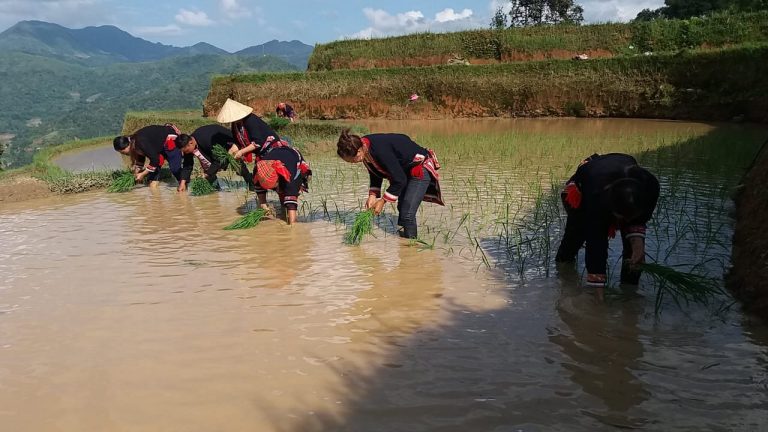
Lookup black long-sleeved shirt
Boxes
[180,124,235,182]
[569,153,660,275]
[131,124,178,171]
[363,133,429,202]
[231,113,278,151]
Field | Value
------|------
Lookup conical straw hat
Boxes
[216,98,253,123]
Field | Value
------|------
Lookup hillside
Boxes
[205,44,768,123]
[0,52,298,167]
[236,40,315,69]
[308,11,768,70]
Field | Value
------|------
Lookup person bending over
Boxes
[275,102,296,122]
[555,153,660,289]
[113,123,183,189]
[216,98,280,190]
[177,124,249,189]
[336,129,443,239]
[252,142,311,225]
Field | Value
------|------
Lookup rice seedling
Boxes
[639,262,725,314]
[223,209,268,230]
[345,210,374,245]
[107,170,135,193]
[212,146,243,173]
[189,177,216,196]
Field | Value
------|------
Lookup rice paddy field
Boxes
[1,118,767,431]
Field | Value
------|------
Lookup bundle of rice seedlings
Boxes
[638,262,725,314]
[212,146,243,172]
[267,114,290,130]
[107,170,135,193]
[189,177,215,196]
[344,210,374,245]
[223,208,267,230]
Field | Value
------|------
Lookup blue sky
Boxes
[0,0,664,51]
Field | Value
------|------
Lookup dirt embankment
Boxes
[0,175,53,203]
[730,143,768,318]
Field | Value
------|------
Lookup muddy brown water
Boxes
[2,119,768,431]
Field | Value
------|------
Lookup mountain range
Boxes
[0,20,314,68]
[0,21,313,167]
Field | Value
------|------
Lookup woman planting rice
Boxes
[555,153,660,289]
[216,98,281,191]
[112,123,183,189]
[177,124,245,189]
[252,139,311,225]
[336,129,443,239]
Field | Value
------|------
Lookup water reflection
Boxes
[2,119,768,431]
[551,289,650,428]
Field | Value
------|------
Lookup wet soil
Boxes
[0,175,52,203]
[730,141,768,318]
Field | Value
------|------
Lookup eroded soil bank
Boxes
[730,142,768,318]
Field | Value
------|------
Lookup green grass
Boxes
[307,11,768,70]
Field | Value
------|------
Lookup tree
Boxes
[491,6,509,29]
[634,0,768,20]
[491,0,584,27]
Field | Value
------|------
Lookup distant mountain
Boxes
[0,21,313,67]
[0,51,298,167]
[236,40,314,69]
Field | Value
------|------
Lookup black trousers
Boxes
[555,193,641,284]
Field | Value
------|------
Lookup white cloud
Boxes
[219,0,252,19]
[349,7,478,39]
[175,9,214,26]
[487,0,665,24]
[435,8,473,23]
[134,24,182,37]
[581,0,665,22]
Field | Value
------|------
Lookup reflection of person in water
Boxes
[336,129,444,239]
[551,293,649,417]
[555,153,660,290]
[112,123,183,189]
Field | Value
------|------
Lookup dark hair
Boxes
[113,136,130,151]
[176,134,193,148]
[336,128,363,159]
[608,177,644,220]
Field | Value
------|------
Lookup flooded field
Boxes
[2,119,768,431]
[53,144,124,173]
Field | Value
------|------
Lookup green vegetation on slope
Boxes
[208,44,768,122]
[307,11,768,70]
[0,52,298,168]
